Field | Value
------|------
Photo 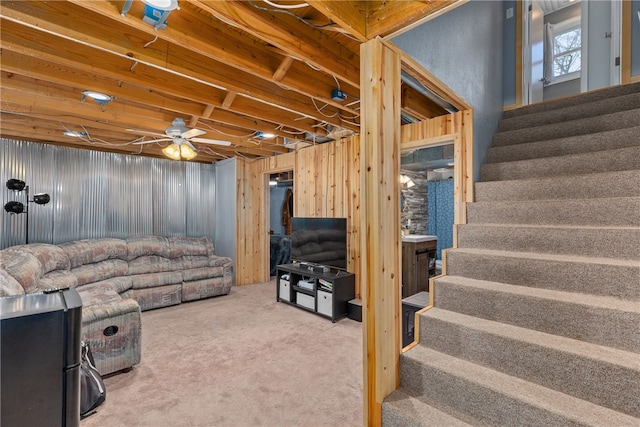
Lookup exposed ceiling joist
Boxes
[0,0,457,163]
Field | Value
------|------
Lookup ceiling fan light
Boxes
[162,143,181,160]
[180,143,197,160]
[141,0,178,11]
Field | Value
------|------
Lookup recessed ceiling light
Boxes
[63,130,88,138]
[256,131,276,139]
[447,162,454,166]
[82,90,113,102]
[141,0,178,11]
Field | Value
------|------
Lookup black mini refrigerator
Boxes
[1,288,83,427]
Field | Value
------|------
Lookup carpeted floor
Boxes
[81,281,363,427]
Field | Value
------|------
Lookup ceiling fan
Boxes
[130,118,231,160]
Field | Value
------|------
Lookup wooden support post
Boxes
[360,38,401,426]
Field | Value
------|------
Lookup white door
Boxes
[523,0,621,105]
[530,1,545,103]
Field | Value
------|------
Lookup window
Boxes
[546,15,581,83]
[552,26,581,78]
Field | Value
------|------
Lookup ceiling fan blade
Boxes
[132,138,171,145]
[190,137,232,146]
[127,128,167,138]
[180,128,206,139]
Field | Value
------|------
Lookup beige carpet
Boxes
[81,281,363,427]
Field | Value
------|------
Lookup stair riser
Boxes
[480,147,640,181]
[503,83,640,120]
[487,127,640,164]
[419,313,640,417]
[493,109,640,147]
[445,251,640,300]
[498,93,640,132]
[457,225,640,260]
[382,390,473,427]
[400,355,588,427]
[433,279,640,352]
[467,198,640,227]
[474,171,640,202]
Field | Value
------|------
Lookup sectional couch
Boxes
[0,236,233,376]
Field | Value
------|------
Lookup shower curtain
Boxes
[427,180,454,260]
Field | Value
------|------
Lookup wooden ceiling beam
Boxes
[371,0,465,39]
[0,84,289,155]
[0,2,357,131]
[401,84,449,120]
[189,0,361,88]
[273,56,295,82]
[69,0,359,115]
[0,29,321,136]
[306,1,369,41]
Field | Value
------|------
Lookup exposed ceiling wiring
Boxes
[262,1,309,10]
[311,98,338,117]
[247,0,336,29]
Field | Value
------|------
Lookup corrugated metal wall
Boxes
[1,139,216,249]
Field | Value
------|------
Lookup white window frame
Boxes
[548,15,582,85]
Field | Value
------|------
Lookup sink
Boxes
[401,234,437,243]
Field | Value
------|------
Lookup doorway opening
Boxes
[523,0,621,104]
[268,170,293,277]
[400,143,454,281]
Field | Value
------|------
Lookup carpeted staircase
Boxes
[382,83,640,426]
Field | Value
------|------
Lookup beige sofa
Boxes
[0,236,233,376]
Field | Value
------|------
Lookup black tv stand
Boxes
[276,263,355,322]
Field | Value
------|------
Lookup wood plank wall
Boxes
[235,111,471,291]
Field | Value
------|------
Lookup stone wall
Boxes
[401,170,428,235]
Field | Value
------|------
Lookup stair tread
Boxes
[476,168,640,186]
[423,308,640,369]
[493,108,640,147]
[403,347,640,426]
[448,247,640,268]
[487,126,640,163]
[436,275,640,313]
[383,388,473,427]
[503,82,640,119]
[498,92,640,132]
[462,222,640,231]
[485,145,640,171]
[467,196,640,226]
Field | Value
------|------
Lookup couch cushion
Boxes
[37,270,79,291]
[182,266,224,282]
[0,268,25,296]
[209,256,233,268]
[168,236,213,258]
[71,259,128,286]
[127,255,173,275]
[129,271,183,290]
[125,236,171,260]
[179,255,211,270]
[6,243,70,273]
[0,250,42,293]
[60,238,127,268]
[81,276,133,295]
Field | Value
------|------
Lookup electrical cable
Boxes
[311,98,338,117]
[247,0,335,28]
[262,0,309,10]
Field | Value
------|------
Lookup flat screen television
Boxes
[290,217,347,270]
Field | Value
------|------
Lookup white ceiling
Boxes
[538,0,578,15]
